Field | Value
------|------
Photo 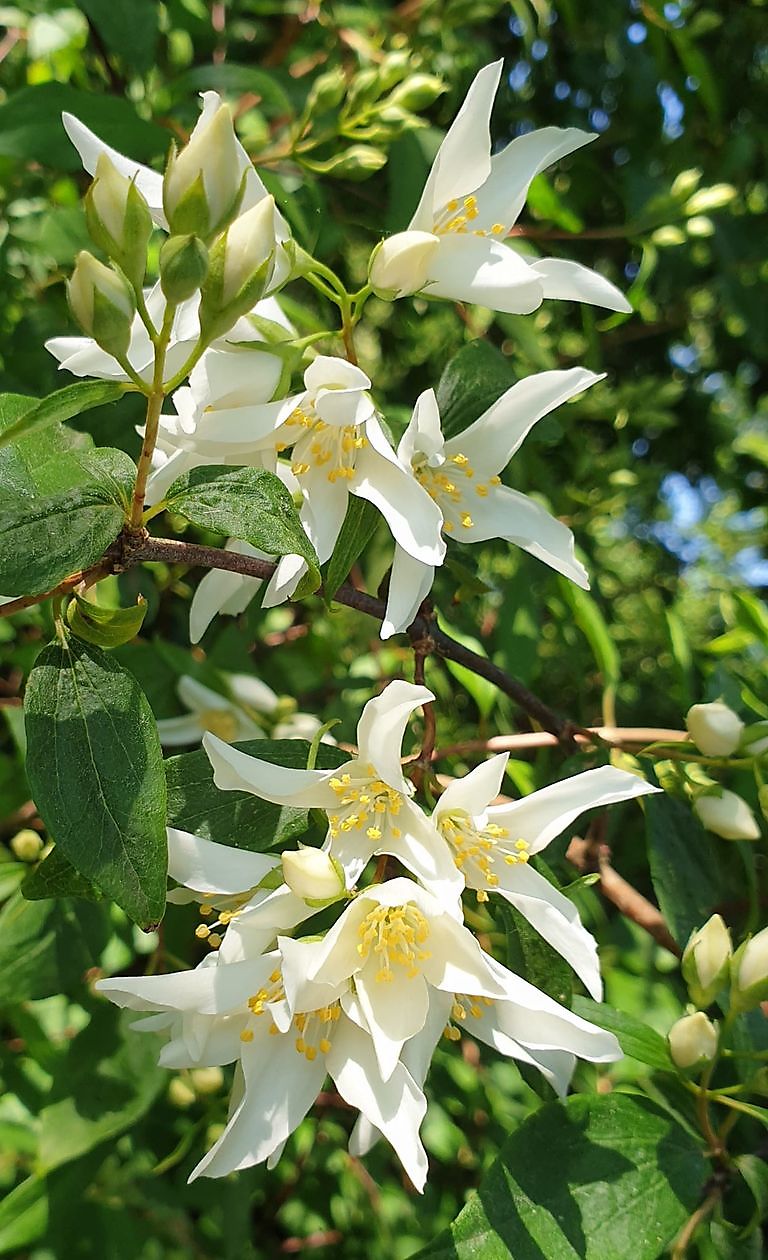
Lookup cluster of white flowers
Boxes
[98,681,657,1184]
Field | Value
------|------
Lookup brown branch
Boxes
[434,728,689,759]
[0,558,115,618]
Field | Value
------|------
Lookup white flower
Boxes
[383,370,598,636]
[432,758,659,999]
[686,701,744,757]
[668,1012,717,1069]
[157,674,277,747]
[278,877,621,1086]
[203,679,463,904]
[369,60,630,315]
[693,790,760,841]
[186,540,270,644]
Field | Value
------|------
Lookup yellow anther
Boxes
[443,521,454,533]
[305,1046,317,1061]
[461,513,474,528]
[490,475,501,485]
[199,904,213,917]
[476,484,488,497]
[195,924,210,939]
[291,462,310,475]
[319,1038,331,1054]
[515,839,529,851]
[444,1024,461,1041]
[207,933,222,949]
[240,1028,254,1042]
[476,889,489,903]
[366,826,382,840]
[491,223,506,235]
[295,1037,305,1054]
[452,453,469,465]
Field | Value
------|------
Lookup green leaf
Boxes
[572,997,674,1071]
[734,1153,768,1233]
[165,738,348,851]
[22,845,103,904]
[76,0,159,75]
[0,447,135,596]
[0,1175,47,1256]
[165,465,320,595]
[0,83,168,169]
[435,339,516,441]
[24,637,167,928]
[417,1095,708,1260]
[710,1221,763,1260]
[559,581,621,688]
[0,891,107,1003]
[0,381,125,450]
[38,1006,166,1173]
[501,900,573,1008]
[66,592,147,648]
[643,773,725,947]
[325,496,380,601]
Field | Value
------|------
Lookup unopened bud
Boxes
[159,234,209,303]
[199,197,276,340]
[369,230,439,299]
[85,153,152,287]
[168,1077,196,1109]
[10,828,43,862]
[682,914,732,1007]
[741,721,768,759]
[385,74,445,111]
[686,701,744,756]
[163,104,245,239]
[306,67,347,114]
[190,1066,223,1095]
[67,251,135,358]
[732,927,768,1009]
[307,145,387,181]
[281,846,346,905]
[668,1012,718,1070]
[693,789,760,841]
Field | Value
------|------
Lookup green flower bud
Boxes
[306,145,387,181]
[681,914,732,1007]
[306,67,347,114]
[10,828,44,863]
[159,234,209,303]
[85,153,152,288]
[385,74,445,111]
[163,104,246,239]
[668,1012,718,1070]
[190,1066,224,1095]
[67,251,135,359]
[167,1077,196,1109]
[741,720,768,758]
[199,197,276,342]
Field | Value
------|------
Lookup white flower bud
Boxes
[682,914,732,1007]
[86,153,152,286]
[369,230,440,298]
[199,198,277,340]
[668,1012,718,1069]
[686,701,744,757]
[693,790,760,841]
[281,846,346,905]
[67,251,135,358]
[734,926,768,1001]
[163,104,245,238]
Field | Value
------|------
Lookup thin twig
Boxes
[670,1186,721,1259]
[433,728,689,759]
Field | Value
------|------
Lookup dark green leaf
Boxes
[165,738,348,851]
[0,84,168,169]
[24,637,167,927]
[0,447,135,596]
[66,592,147,648]
[76,0,159,75]
[501,900,573,1008]
[0,891,107,1004]
[165,465,320,594]
[734,1154,768,1233]
[417,1095,708,1260]
[572,997,674,1071]
[0,381,125,450]
[643,774,725,947]
[325,496,380,601]
[22,845,103,904]
[435,339,516,441]
[0,1175,48,1256]
[710,1221,763,1260]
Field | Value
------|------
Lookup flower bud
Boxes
[693,789,760,841]
[385,74,445,111]
[305,67,347,114]
[369,230,439,299]
[682,914,732,1007]
[686,701,744,756]
[668,1012,718,1069]
[67,251,135,359]
[10,828,44,863]
[159,234,209,303]
[199,197,276,341]
[85,153,152,287]
[168,1077,196,1109]
[307,145,388,181]
[163,104,245,239]
[741,721,768,758]
[190,1066,223,1095]
[281,846,346,905]
[732,927,768,1008]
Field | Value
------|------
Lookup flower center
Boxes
[292,1002,342,1060]
[443,992,494,1041]
[437,809,530,897]
[328,764,404,844]
[357,902,432,982]
[280,405,368,485]
[240,968,285,1042]
[413,450,500,533]
[432,195,507,240]
[195,891,254,949]
[199,708,240,742]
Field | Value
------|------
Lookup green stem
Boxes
[128,304,176,531]
[113,352,150,394]
[162,337,207,395]
[134,287,158,342]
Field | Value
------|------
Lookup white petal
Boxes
[385,801,464,906]
[354,420,446,565]
[397,388,445,468]
[461,485,589,588]
[296,461,349,564]
[355,681,434,793]
[434,753,510,819]
[62,112,166,224]
[427,235,543,313]
[420,917,507,998]
[190,568,260,643]
[410,60,502,230]
[177,675,231,714]
[167,826,277,895]
[304,355,371,395]
[45,336,130,381]
[496,862,602,1000]
[464,1008,576,1097]
[476,127,595,230]
[261,553,307,608]
[489,765,660,855]
[156,714,204,746]
[328,1019,429,1191]
[529,257,632,313]
[381,545,435,640]
[446,368,603,477]
[355,966,430,1081]
[220,887,314,964]
[227,673,280,714]
[96,956,267,1015]
[203,733,341,808]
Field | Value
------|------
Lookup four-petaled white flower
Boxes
[383,369,599,636]
[369,60,631,316]
[431,758,660,999]
[203,680,463,904]
[156,674,278,747]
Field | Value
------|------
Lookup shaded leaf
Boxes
[572,997,674,1071]
[325,496,380,601]
[436,339,516,441]
[0,381,125,450]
